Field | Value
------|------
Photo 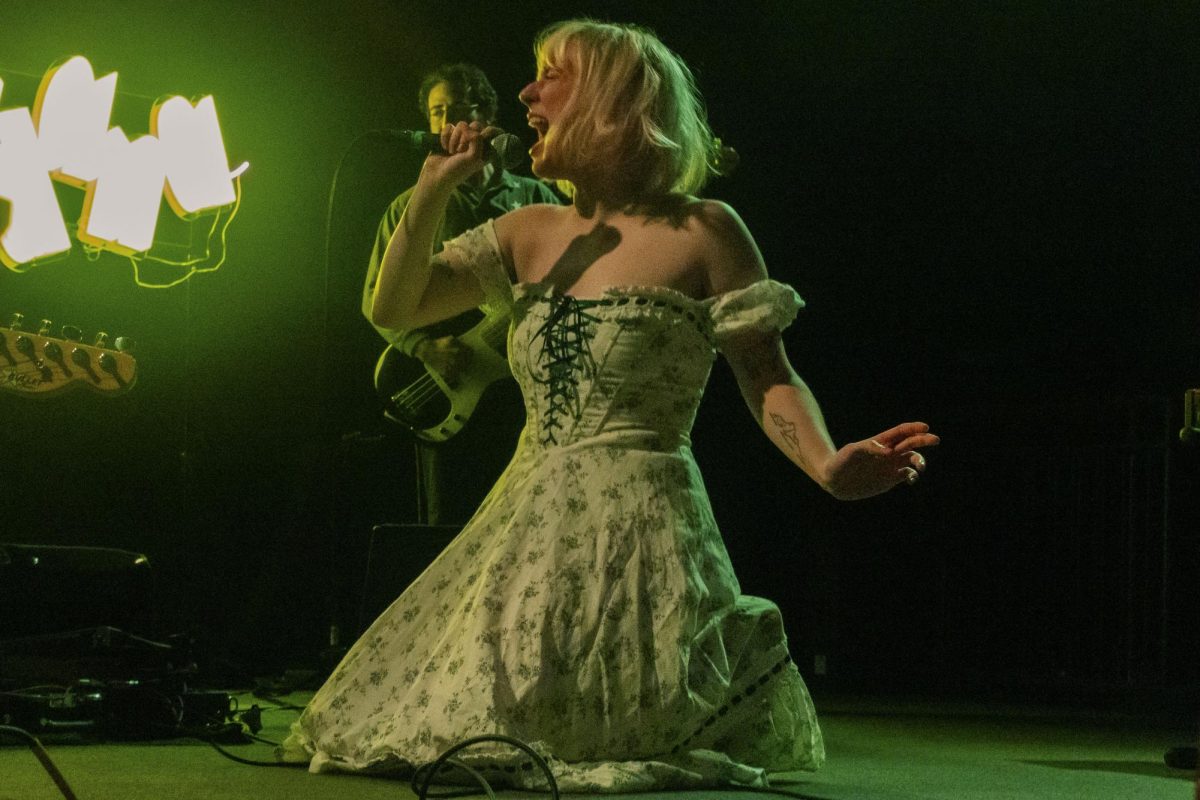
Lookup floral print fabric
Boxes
[280,220,825,791]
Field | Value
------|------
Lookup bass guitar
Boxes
[374,311,510,442]
[0,313,137,396]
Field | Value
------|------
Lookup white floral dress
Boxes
[280,220,825,791]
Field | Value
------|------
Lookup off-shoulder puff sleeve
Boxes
[704,279,805,349]
[435,219,514,315]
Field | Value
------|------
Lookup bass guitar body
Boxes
[374,311,511,443]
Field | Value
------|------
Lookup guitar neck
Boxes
[477,313,510,348]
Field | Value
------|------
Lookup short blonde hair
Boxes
[535,19,717,198]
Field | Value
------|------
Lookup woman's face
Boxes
[519,52,576,178]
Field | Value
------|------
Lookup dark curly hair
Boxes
[417,63,499,125]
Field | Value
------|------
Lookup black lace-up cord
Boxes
[532,296,599,446]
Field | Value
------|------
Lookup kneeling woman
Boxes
[281,18,938,792]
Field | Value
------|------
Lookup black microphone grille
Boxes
[490,133,525,170]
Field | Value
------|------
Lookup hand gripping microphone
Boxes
[390,130,524,170]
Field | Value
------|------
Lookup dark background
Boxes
[0,1,1196,697]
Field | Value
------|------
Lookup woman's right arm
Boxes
[369,122,497,331]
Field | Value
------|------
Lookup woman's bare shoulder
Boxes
[496,201,571,236]
[684,197,746,236]
[680,198,768,295]
[493,203,575,278]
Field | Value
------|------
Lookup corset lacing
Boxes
[532,295,602,446]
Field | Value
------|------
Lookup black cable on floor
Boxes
[196,736,309,768]
[0,724,81,800]
[249,690,307,711]
[162,716,302,769]
[413,735,559,800]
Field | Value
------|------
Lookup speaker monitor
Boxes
[357,524,459,635]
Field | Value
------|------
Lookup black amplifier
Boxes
[0,543,155,641]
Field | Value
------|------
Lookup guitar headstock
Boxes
[0,313,137,397]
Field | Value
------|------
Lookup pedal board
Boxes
[0,681,234,739]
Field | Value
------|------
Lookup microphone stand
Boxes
[1164,388,1199,776]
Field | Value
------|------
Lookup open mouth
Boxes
[526,115,549,163]
[527,114,549,140]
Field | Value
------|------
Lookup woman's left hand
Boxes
[822,422,940,500]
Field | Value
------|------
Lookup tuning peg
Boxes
[93,331,110,348]
[114,336,135,353]
[98,351,116,374]
[62,325,82,341]
[9,312,24,330]
[38,319,52,336]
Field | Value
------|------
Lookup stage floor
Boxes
[1,690,1195,800]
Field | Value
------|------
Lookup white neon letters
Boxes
[0,56,243,270]
[0,77,73,265]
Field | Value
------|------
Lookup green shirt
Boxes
[362,169,563,353]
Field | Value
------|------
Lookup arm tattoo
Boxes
[769,412,801,455]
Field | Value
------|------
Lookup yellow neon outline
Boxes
[123,172,243,289]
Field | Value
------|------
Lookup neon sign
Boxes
[0,56,248,271]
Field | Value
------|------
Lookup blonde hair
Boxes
[534,19,718,199]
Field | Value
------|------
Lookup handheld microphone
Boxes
[389,129,524,170]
